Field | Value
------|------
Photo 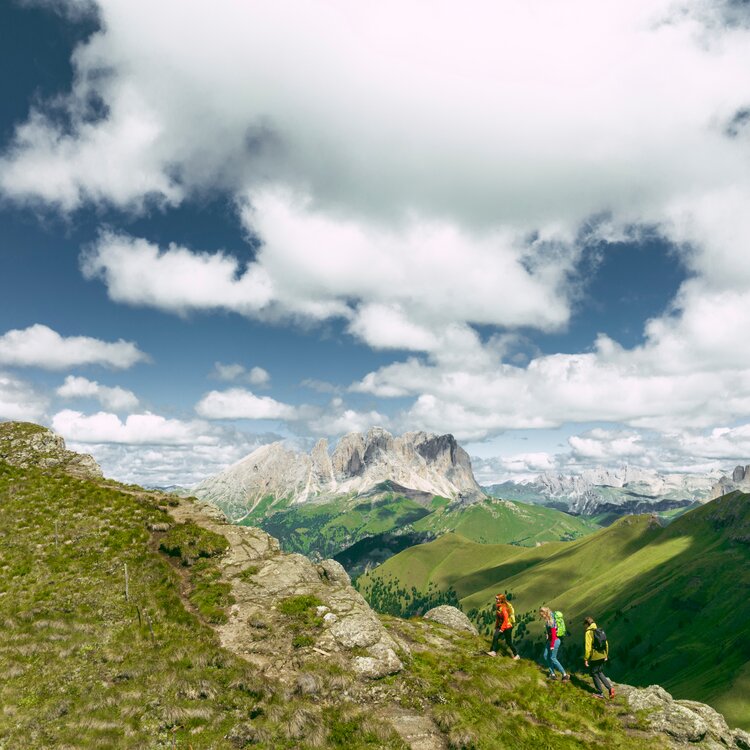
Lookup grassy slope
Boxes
[364,496,750,730]
[255,490,599,561]
[250,492,432,558]
[414,497,598,545]
[0,462,404,749]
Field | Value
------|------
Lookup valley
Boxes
[359,493,750,730]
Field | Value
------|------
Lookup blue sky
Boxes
[2,0,750,485]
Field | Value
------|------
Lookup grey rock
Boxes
[675,700,731,744]
[318,559,350,586]
[735,728,750,749]
[621,683,673,712]
[351,645,403,679]
[0,422,102,480]
[193,428,485,521]
[733,465,746,483]
[423,605,478,635]
[329,613,384,649]
[655,703,707,743]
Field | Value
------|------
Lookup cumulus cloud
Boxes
[5,0,750,467]
[67,436,274,486]
[51,409,219,445]
[568,429,646,461]
[210,362,270,387]
[195,388,300,421]
[57,375,139,411]
[306,397,388,436]
[0,372,49,422]
[80,233,274,316]
[0,324,148,370]
[3,0,749,226]
[81,198,575,344]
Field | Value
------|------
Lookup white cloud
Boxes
[0,372,49,422]
[195,388,299,421]
[68,437,272,487]
[211,362,270,387]
[307,404,388,437]
[568,429,646,461]
[473,452,557,484]
[57,375,139,411]
[0,324,148,370]
[51,409,219,445]
[3,0,749,227]
[5,0,750,468]
[80,233,274,316]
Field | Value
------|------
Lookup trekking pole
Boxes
[124,563,129,602]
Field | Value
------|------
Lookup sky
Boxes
[2,0,750,486]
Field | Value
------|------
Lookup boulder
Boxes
[317,559,351,586]
[675,700,732,745]
[329,613,384,649]
[351,645,403,679]
[735,729,750,750]
[423,605,478,635]
[654,703,708,743]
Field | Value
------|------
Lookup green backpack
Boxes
[553,610,567,637]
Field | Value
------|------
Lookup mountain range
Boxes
[193,427,484,521]
[193,428,599,566]
[486,465,720,519]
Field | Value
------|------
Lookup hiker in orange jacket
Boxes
[487,594,520,659]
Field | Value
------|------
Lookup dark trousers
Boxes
[491,627,517,656]
[589,659,612,694]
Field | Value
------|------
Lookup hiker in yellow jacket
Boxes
[583,616,615,699]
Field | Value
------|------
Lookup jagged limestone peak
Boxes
[193,428,485,521]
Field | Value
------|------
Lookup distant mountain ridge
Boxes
[194,427,484,521]
[486,465,718,516]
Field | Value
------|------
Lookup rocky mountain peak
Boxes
[0,421,102,480]
[194,428,485,521]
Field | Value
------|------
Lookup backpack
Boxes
[553,610,567,637]
[507,602,516,627]
[592,627,608,651]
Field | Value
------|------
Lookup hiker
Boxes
[539,607,568,681]
[487,593,520,659]
[583,616,615,699]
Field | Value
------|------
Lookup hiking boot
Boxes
[561,674,570,682]
[547,674,557,680]
[593,693,605,699]
[512,654,520,660]
[609,687,616,699]
[486,651,497,657]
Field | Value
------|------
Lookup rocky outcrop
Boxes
[710,464,750,500]
[0,421,102,480]
[618,684,747,748]
[194,427,485,521]
[170,500,407,684]
[423,606,478,635]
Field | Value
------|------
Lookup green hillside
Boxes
[413,496,598,545]
[248,491,432,559]
[0,461,411,749]
[361,495,750,730]
[253,490,599,564]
